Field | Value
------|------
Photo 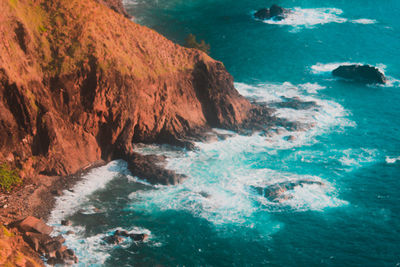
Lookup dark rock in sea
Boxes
[61,219,72,226]
[254,4,291,21]
[273,97,318,110]
[130,233,149,242]
[332,64,386,84]
[252,180,324,202]
[104,230,149,245]
[122,152,186,185]
[199,191,211,198]
[286,135,296,141]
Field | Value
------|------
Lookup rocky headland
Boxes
[0,0,274,264]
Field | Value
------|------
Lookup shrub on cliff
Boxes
[0,163,21,192]
[185,34,210,54]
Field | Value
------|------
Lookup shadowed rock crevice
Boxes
[3,81,32,134]
[80,56,99,111]
[32,112,51,157]
[14,21,29,54]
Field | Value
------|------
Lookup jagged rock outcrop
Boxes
[0,0,272,182]
[332,64,387,84]
[10,216,78,265]
[254,4,291,21]
[96,0,132,18]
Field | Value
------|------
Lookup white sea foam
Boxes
[128,147,348,228]
[130,79,355,221]
[260,7,347,28]
[256,7,377,30]
[385,156,400,164]
[351,19,377,24]
[48,160,130,225]
[235,81,355,149]
[310,62,358,74]
[337,148,379,168]
[47,160,153,266]
[292,148,379,170]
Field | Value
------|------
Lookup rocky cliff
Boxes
[0,0,270,182]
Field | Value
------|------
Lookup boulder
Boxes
[123,152,187,185]
[332,64,386,84]
[16,217,78,265]
[130,233,149,242]
[18,216,53,235]
[23,232,51,252]
[254,4,290,21]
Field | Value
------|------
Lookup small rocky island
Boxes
[254,4,291,21]
[332,64,387,84]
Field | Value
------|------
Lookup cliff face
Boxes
[0,0,267,179]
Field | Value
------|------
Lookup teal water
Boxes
[49,1,400,266]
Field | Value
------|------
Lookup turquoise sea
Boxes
[48,1,400,266]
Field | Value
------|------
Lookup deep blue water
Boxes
[49,1,400,266]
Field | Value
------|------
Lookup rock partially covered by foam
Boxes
[332,64,386,84]
[103,230,149,245]
[254,4,291,21]
[253,180,324,202]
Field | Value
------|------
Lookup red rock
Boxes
[18,216,53,235]
[0,0,272,182]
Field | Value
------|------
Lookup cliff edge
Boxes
[0,0,270,180]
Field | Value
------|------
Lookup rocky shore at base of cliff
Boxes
[0,0,278,265]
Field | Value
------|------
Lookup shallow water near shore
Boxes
[49,0,400,266]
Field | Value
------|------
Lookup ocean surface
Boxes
[48,1,400,266]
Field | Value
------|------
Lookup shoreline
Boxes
[0,160,106,226]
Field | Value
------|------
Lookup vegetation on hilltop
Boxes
[185,34,210,54]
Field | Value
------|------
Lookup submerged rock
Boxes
[104,230,149,245]
[332,64,386,84]
[273,97,318,110]
[253,180,324,202]
[61,220,72,226]
[254,4,291,21]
